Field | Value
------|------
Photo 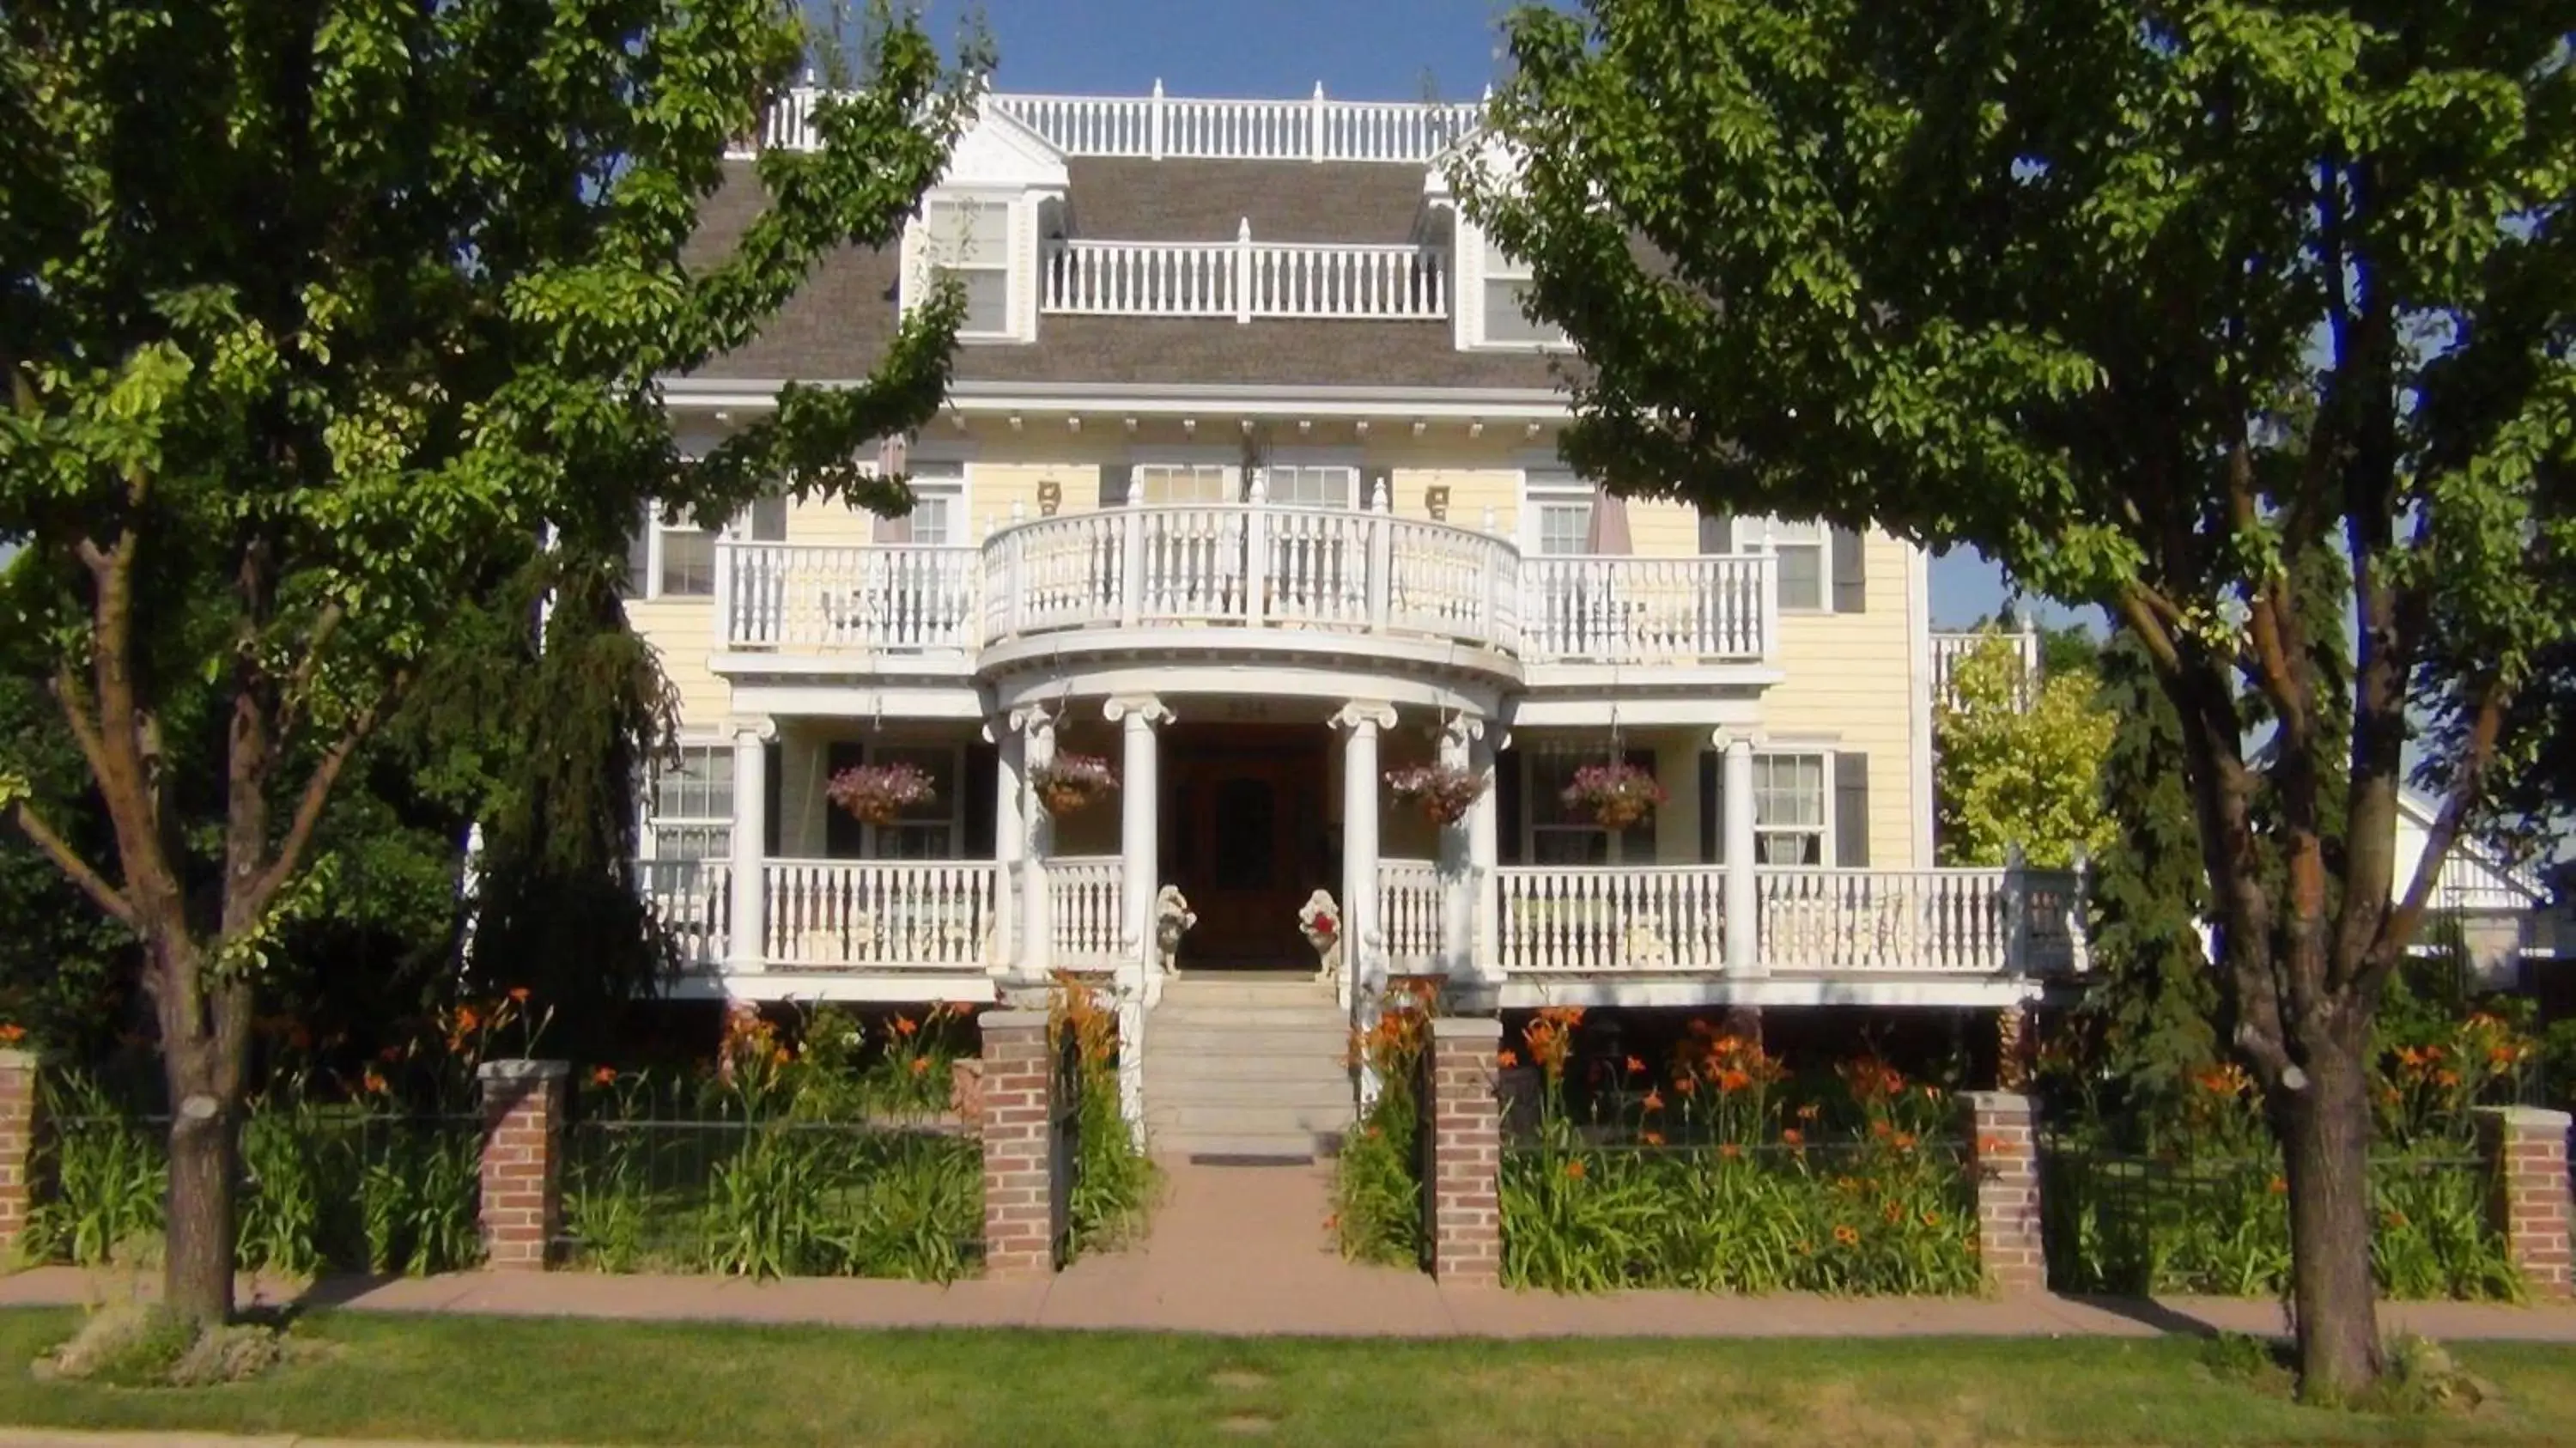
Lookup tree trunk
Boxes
[2276,1036,2380,1400]
[152,940,251,1328]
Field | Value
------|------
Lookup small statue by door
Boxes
[1297,890,1343,987]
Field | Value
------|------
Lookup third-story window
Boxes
[1525,472,1595,555]
[920,198,1011,338]
[1135,463,1235,504]
[648,745,734,861]
[1753,752,1828,864]
[1481,234,1565,346]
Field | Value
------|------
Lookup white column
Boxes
[1008,704,1056,989]
[727,718,775,976]
[1333,701,1395,1012]
[1438,715,1483,980]
[1468,728,1501,983]
[990,721,1025,976]
[1104,695,1171,976]
[1722,732,1760,976]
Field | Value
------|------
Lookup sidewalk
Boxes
[5,1160,2573,1342]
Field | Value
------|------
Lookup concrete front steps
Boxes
[1144,972,1355,1162]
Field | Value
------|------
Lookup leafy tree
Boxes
[1464,0,2574,1393]
[0,0,972,1325]
[1935,631,2115,867]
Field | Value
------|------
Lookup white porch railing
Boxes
[638,858,731,967]
[1048,855,1127,965]
[1042,234,1448,320]
[720,543,980,653]
[1931,629,2038,707]
[980,503,1523,654]
[1378,859,1445,971]
[1756,867,2081,975]
[1521,556,1775,663]
[1495,865,1730,973]
[760,861,1000,970]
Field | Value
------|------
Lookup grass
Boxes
[1,1309,2573,1446]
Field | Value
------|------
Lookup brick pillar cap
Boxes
[0,1049,38,1070]
[477,1058,570,1082]
[981,1009,1050,1031]
[1961,1090,2037,1115]
[1431,1016,1504,1042]
[2475,1104,2573,1130]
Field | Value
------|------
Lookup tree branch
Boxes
[2368,678,2511,995]
[3,799,138,929]
[240,672,408,925]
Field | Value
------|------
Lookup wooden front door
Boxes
[1165,729,1324,968]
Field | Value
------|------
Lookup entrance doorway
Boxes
[1163,725,1329,968]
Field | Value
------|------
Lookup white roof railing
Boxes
[741,82,1485,164]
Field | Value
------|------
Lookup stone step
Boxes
[1146,1129,1336,1161]
[1149,1001,1352,1029]
[1141,1075,1353,1110]
[1154,1101,1354,1136]
[1146,1027,1353,1057]
[1156,975,1332,1001]
[1145,1052,1353,1085]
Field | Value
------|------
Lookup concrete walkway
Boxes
[3,1159,2573,1342]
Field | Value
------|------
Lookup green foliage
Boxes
[1331,987,1432,1267]
[1051,983,1156,1256]
[558,1005,984,1282]
[1935,632,2115,867]
[1498,1013,1978,1294]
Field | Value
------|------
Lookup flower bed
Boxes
[1331,983,1435,1266]
[1498,1012,1979,1293]
[1049,975,1157,1258]
[560,1003,982,1281]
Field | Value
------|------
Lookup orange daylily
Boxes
[592,1066,618,1086]
[1564,1159,1587,1180]
[1641,1089,1665,1113]
[1832,1225,1860,1247]
[507,987,532,1004]
[893,1015,920,1037]
[1498,1049,1520,1068]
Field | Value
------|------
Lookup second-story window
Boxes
[1136,463,1235,504]
[920,198,1011,338]
[625,496,783,599]
[878,459,965,545]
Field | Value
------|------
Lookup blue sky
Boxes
[914,0,2038,628]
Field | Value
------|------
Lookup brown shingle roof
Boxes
[681,161,1564,395]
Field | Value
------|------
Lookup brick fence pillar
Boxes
[0,1049,35,1260]
[1962,1090,2044,1294]
[1426,1017,1504,1287]
[2476,1105,2573,1299]
[477,1059,567,1271]
[979,1009,1054,1279]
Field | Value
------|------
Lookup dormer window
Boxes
[917,196,1013,338]
[1479,234,1564,347]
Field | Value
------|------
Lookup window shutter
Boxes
[750,494,788,542]
[824,742,869,860]
[1495,746,1523,865]
[1698,511,1735,555]
[1098,462,1132,508]
[623,508,652,597]
[1833,751,1870,867]
[762,742,783,858]
[963,743,998,859]
[1830,526,1867,612]
[1698,751,1722,863]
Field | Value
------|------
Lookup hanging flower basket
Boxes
[1563,760,1666,830]
[1032,752,1119,816]
[826,762,938,826]
[1384,763,1487,825]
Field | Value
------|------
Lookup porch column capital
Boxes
[729,715,777,744]
[1710,727,1758,754]
[1330,700,1397,733]
[1437,714,1486,751]
[1102,694,1174,727]
[1007,703,1056,740]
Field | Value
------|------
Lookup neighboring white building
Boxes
[2396,791,2557,986]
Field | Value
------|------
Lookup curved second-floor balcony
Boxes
[711,502,1778,678]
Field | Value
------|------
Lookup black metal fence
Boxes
[1412,1038,1438,1270]
[555,1084,981,1281]
[2038,1142,2519,1299]
[1048,1027,1082,1269]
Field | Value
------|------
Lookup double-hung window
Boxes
[1525,471,1595,556]
[1480,234,1565,346]
[647,745,734,861]
[1769,520,1829,611]
[1753,752,1828,865]
[626,495,785,599]
[1263,464,1356,508]
[1134,463,1236,504]
[919,198,1012,338]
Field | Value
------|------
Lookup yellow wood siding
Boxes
[624,599,727,723]
[1757,530,1923,868]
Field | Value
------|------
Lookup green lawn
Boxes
[1,1308,2572,1447]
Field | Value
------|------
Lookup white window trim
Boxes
[632,504,720,600]
[1750,749,1833,867]
[1463,221,1573,354]
[642,739,737,861]
[1519,468,1597,556]
[1721,515,1836,613]
[905,191,1026,344]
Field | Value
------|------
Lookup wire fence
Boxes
[2038,1142,2520,1299]
[555,1086,981,1281]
